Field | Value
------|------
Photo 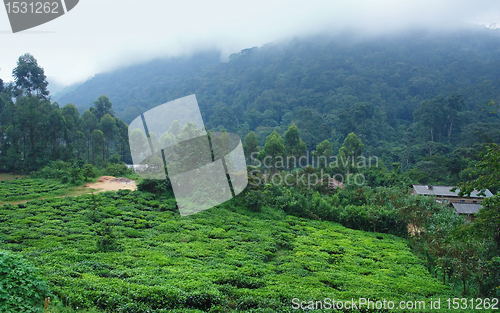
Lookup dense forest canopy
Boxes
[55,28,500,185]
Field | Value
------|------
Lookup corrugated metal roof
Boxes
[452,203,482,215]
[412,185,493,198]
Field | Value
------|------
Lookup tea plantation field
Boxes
[0,179,68,202]
[0,190,454,312]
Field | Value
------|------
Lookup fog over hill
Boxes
[56,28,500,148]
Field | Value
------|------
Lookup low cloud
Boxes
[0,0,498,86]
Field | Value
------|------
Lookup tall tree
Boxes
[100,113,117,161]
[446,93,465,142]
[92,95,113,120]
[47,108,66,160]
[91,129,105,163]
[82,110,98,161]
[315,140,333,168]
[114,117,131,162]
[284,123,307,169]
[167,120,181,137]
[338,132,364,170]
[12,53,49,100]
[413,96,447,142]
[263,130,285,172]
[16,96,44,169]
[243,131,259,162]
[454,144,500,295]
[457,144,500,247]
[129,128,148,162]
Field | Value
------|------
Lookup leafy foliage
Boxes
[137,178,173,194]
[0,190,452,312]
[2,30,500,311]
[0,178,67,201]
[0,55,131,174]
[55,31,500,186]
[458,144,500,196]
[0,250,49,312]
[101,163,129,177]
[12,53,49,100]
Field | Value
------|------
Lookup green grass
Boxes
[0,190,457,312]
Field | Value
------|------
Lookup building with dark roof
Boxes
[412,185,493,221]
[451,203,482,221]
[412,185,493,204]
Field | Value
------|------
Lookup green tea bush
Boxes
[95,221,121,252]
[0,190,452,312]
[0,179,68,201]
[0,250,49,312]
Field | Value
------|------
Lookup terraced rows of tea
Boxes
[0,190,452,312]
[0,179,68,201]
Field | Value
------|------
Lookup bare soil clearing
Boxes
[86,176,137,192]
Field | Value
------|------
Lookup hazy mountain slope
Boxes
[56,51,221,122]
[57,29,500,153]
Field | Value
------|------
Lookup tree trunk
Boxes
[30,126,35,169]
[23,136,26,160]
[448,116,454,142]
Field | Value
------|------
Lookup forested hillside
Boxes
[57,28,500,185]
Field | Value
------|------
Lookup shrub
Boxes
[82,164,97,181]
[0,250,50,312]
[102,163,129,177]
[33,160,72,181]
[241,189,264,212]
[108,154,121,164]
[137,178,173,194]
[33,160,88,184]
[95,222,121,252]
[69,166,83,183]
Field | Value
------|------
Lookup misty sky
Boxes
[1,0,499,88]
